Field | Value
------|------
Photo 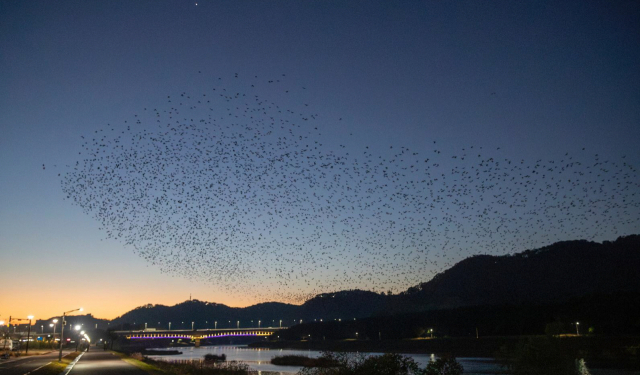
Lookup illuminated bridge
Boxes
[115,327,285,346]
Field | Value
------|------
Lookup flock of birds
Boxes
[54,73,639,303]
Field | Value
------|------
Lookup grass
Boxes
[29,351,82,375]
[112,351,166,374]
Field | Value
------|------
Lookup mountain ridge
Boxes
[109,235,640,328]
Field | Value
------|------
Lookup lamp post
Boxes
[191,322,194,331]
[168,322,171,331]
[214,321,217,329]
[58,308,83,362]
[258,320,261,328]
[237,321,239,329]
[52,319,58,337]
[576,322,580,336]
[279,320,282,328]
[25,315,34,355]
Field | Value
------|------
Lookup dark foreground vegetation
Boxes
[271,354,337,367]
[295,352,463,375]
[254,336,640,372]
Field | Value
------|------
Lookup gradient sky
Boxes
[1,0,639,321]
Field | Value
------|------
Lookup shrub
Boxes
[500,336,583,375]
[354,353,421,375]
[204,353,226,362]
[296,352,464,375]
[130,352,144,360]
[423,355,464,375]
[272,355,337,367]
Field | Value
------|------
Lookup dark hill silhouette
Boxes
[301,290,387,320]
[110,290,384,329]
[109,235,639,328]
[387,235,640,313]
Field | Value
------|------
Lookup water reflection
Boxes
[145,345,509,374]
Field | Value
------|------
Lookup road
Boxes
[0,350,70,375]
[67,350,150,374]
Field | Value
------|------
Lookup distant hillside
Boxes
[110,290,384,329]
[387,235,640,313]
[109,235,639,328]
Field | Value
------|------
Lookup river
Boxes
[145,345,507,374]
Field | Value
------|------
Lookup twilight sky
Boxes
[1,0,639,321]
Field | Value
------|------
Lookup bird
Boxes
[50,71,640,304]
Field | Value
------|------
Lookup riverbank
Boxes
[249,335,640,369]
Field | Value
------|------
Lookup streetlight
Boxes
[237,321,240,329]
[168,322,171,331]
[191,322,194,331]
[576,322,580,336]
[58,307,83,362]
[214,321,217,329]
[52,319,58,337]
[258,320,261,328]
[279,320,282,328]
[25,315,34,355]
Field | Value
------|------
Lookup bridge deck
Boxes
[115,327,285,340]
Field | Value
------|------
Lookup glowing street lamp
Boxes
[168,322,171,331]
[214,321,217,329]
[279,320,282,328]
[58,307,83,362]
[258,320,261,328]
[575,322,580,336]
[237,321,240,329]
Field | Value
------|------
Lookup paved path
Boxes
[0,350,69,375]
[68,350,150,374]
